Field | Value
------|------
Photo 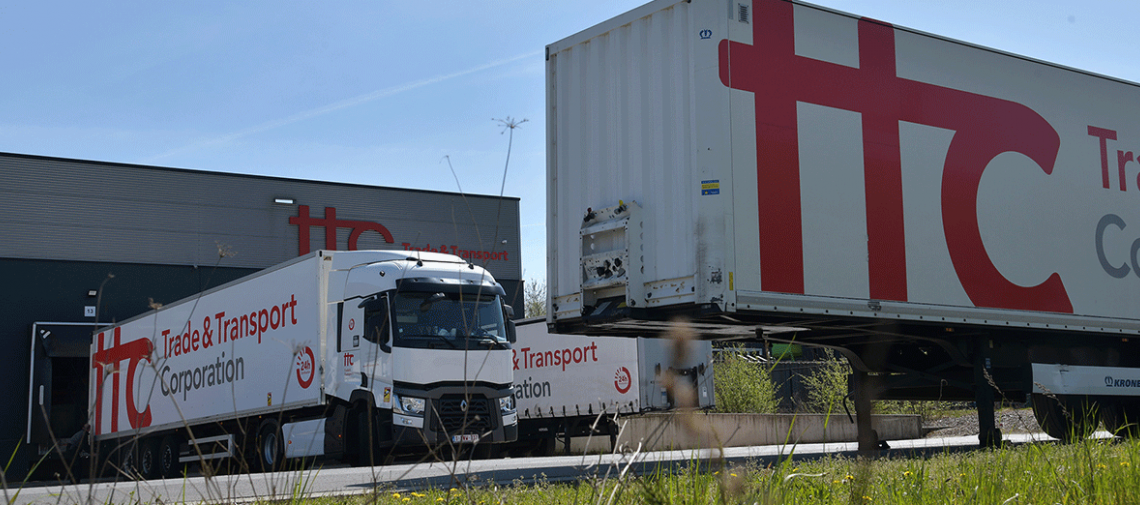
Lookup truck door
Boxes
[339,303,364,389]
[349,296,393,400]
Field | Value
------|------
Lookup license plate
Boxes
[452,434,480,443]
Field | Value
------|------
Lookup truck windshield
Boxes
[392,290,507,348]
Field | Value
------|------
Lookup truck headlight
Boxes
[394,393,426,416]
[499,394,515,413]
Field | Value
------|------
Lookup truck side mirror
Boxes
[362,295,393,353]
[502,303,515,319]
[505,319,516,344]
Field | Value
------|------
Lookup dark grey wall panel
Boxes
[0,153,521,281]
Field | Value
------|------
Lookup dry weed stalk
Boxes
[657,320,744,503]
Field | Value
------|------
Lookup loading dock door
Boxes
[26,323,94,448]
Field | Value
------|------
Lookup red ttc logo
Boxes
[719,0,1071,313]
[92,327,154,435]
[288,205,394,256]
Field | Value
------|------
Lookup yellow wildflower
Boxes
[412,493,425,498]
[903,471,913,477]
[392,493,401,499]
[1121,461,1132,467]
[845,474,855,481]
[863,496,872,502]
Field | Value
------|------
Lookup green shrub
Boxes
[713,347,779,413]
[799,350,946,420]
[801,349,851,414]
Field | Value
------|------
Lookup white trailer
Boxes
[89,250,517,478]
[511,319,713,455]
[546,0,1140,448]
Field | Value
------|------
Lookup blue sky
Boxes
[2,0,1138,286]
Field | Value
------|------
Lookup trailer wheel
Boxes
[1032,393,1097,442]
[1100,400,1140,438]
[137,438,159,480]
[157,435,183,479]
[256,419,284,472]
[119,441,140,479]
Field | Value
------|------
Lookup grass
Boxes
[291,435,1140,505]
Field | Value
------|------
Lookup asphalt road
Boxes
[7,432,1065,505]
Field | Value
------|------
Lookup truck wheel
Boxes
[474,443,500,460]
[119,441,140,479]
[537,437,556,457]
[1100,401,1140,438]
[157,435,183,479]
[137,438,159,480]
[1032,393,1096,441]
[256,420,284,472]
[353,409,373,467]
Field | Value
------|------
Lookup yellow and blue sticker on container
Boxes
[701,180,720,196]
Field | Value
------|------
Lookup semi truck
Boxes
[546,0,1140,449]
[32,250,517,479]
[511,319,714,455]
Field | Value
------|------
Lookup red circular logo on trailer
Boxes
[348,318,355,331]
[614,366,632,394]
[296,346,316,388]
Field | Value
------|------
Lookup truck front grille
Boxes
[432,395,493,435]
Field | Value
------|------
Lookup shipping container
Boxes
[546,0,1140,448]
[512,319,713,455]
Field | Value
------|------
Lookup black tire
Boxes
[353,408,374,467]
[119,440,139,479]
[1031,393,1097,442]
[157,435,183,479]
[137,438,159,480]
[474,443,501,460]
[1100,400,1140,438]
[536,437,557,457]
[256,419,284,472]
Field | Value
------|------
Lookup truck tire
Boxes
[474,443,500,460]
[137,438,159,480]
[1031,393,1096,442]
[536,437,556,457]
[119,441,140,479]
[157,435,183,479]
[353,408,373,467]
[256,419,284,472]
[1100,400,1140,438]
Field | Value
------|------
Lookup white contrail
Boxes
[143,50,542,163]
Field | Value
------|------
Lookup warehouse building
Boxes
[0,152,522,478]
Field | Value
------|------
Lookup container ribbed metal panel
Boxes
[0,153,521,281]
[546,0,705,304]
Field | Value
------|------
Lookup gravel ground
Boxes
[923,409,1042,438]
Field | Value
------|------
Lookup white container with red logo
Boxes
[513,319,714,420]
